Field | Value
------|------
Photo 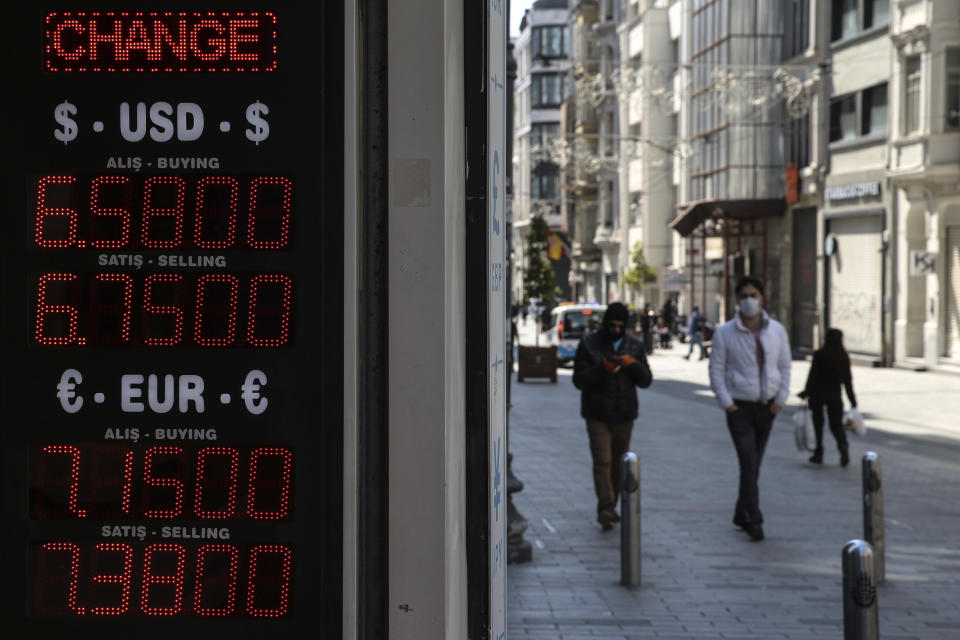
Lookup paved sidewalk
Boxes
[507,332,960,639]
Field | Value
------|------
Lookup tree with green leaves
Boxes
[522,213,558,309]
[621,242,656,301]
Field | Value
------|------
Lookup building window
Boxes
[947,48,960,131]
[829,83,887,142]
[862,84,887,135]
[530,123,559,160]
[831,0,889,42]
[864,0,889,29]
[532,73,565,108]
[531,168,558,201]
[830,95,857,141]
[832,0,857,41]
[784,0,810,60]
[532,26,566,60]
[785,112,811,168]
[904,55,921,135]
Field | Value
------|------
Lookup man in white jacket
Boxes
[708,276,792,541]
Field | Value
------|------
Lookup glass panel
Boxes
[866,0,889,28]
[947,72,960,130]
[832,0,857,41]
[830,95,856,141]
[863,84,887,135]
[905,56,921,134]
[948,49,960,130]
[532,74,565,107]
[533,26,566,59]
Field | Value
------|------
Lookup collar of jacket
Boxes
[733,310,770,332]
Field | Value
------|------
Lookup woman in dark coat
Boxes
[799,328,857,466]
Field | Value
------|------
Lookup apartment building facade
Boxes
[617,0,681,311]
[512,0,574,305]
[670,0,790,325]
[510,0,960,369]
[887,0,960,367]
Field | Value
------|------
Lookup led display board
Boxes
[1,4,342,636]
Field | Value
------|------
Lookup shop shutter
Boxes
[947,227,960,358]
[828,215,883,355]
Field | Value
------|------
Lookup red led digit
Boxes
[247,176,292,249]
[89,176,132,248]
[143,446,185,518]
[194,274,239,346]
[247,274,293,347]
[35,175,79,248]
[39,543,86,615]
[194,176,239,249]
[41,445,86,518]
[92,273,134,344]
[143,274,184,346]
[141,176,186,248]
[245,544,292,618]
[89,543,134,615]
[246,447,293,520]
[194,544,239,617]
[194,446,239,518]
[121,449,135,515]
[141,544,187,616]
[35,273,82,345]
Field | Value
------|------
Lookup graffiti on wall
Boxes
[830,286,880,354]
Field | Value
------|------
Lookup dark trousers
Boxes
[586,419,634,515]
[725,402,775,524]
[810,398,847,453]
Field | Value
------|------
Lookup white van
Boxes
[542,303,606,364]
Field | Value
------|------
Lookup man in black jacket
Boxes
[573,302,653,530]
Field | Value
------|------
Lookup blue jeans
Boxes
[687,331,704,358]
[725,402,775,524]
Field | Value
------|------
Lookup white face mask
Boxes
[739,297,761,318]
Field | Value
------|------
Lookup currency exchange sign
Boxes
[1,6,343,637]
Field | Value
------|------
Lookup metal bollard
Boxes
[842,539,879,640]
[620,452,641,587]
[862,451,885,584]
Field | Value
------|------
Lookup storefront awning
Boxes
[669,198,786,237]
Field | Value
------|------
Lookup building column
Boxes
[895,186,927,361]
[925,205,941,366]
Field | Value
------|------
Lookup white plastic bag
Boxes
[792,406,816,452]
[843,408,866,436]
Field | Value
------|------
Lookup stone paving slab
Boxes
[507,329,960,639]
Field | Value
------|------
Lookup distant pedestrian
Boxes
[573,302,653,530]
[660,300,675,348]
[798,328,856,467]
[639,304,653,354]
[684,306,706,360]
[708,277,791,541]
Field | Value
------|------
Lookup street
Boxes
[507,321,960,639]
